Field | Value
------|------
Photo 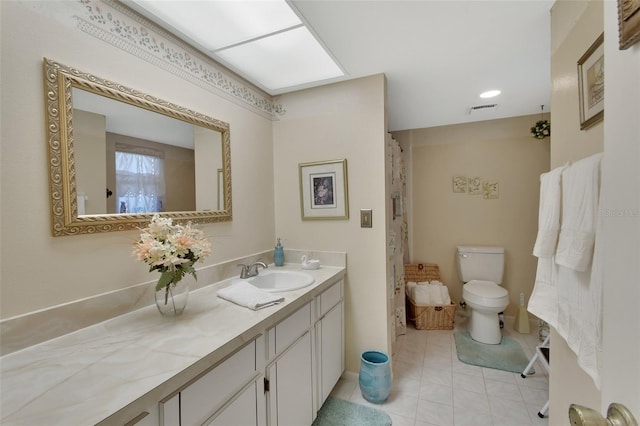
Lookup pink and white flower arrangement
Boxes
[133,214,211,299]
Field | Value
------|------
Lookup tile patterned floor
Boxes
[330,312,550,426]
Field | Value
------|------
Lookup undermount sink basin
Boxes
[247,269,315,292]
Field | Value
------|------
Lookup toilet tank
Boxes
[456,246,505,284]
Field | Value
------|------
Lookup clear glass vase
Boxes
[155,274,192,317]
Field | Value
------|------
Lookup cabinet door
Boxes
[209,383,258,426]
[319,301,344,403]
[181,342,256,426]
[274,332,313,426]
[159,393,180,426]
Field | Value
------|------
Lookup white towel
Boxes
[528,153,605,389]
[441,286,451,305]
[556,189,605,389]
[533,164,567,258]
[527,257,559,329]
[555,153,603,271]
[217,281,284,310]
[406,281,417,299]
[428,284,444,304]
[578,211,604,388]
[413,285,431,304]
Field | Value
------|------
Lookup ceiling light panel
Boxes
[480,90,501,98]
[130,0,302,50]
[215,26,344,91]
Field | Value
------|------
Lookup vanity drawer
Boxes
[180,341,256,426]
[275,302,311,354]
[320,280,342,317]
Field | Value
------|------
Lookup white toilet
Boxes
[456,246,509,344]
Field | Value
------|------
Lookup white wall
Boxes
[600,0,640,417]
[548,1,604,419]
[549,0,640,421]
[0,1,275,318]
[272,75,391,372]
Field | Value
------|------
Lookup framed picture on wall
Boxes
[618,0,640,49]
[299,159,349,220]
[452,176,467,193]
[577,33,605,130]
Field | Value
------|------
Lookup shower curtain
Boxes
[387,134,408,347]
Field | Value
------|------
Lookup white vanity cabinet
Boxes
[150,280,343,426]
[159,338,264,426]
[265,279,344,426]
[266,302,314,426]
[315,280,344,405]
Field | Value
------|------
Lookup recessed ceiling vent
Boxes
[468,103,498,114]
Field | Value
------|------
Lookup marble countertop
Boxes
[0,264,346,425]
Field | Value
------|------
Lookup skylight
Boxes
[128,0,344,93]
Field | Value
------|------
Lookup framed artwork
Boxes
[578,33,605,130]
[452,176,467,193]
[468,177,482,195]
[299,159,349,220]
[618,0,640,49]
[483,181,499,199]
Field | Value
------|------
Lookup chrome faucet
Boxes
[237,259,268,279]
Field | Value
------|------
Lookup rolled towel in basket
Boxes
[218,281,284,310]
[441,286,451,305]
[413,285,431,304]
[428,284,444,304]
[406,281,417,299]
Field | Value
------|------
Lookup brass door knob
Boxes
[569,403,638,426]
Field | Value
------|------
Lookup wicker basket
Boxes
[404,263,441,283]
[405,263,456,330]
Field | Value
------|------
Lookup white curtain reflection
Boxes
[115,151,165,213]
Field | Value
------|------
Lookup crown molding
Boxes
[59,0,285,118]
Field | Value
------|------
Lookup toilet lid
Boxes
[464,280,508,298]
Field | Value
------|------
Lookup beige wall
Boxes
[273,75,391,372]
[394,115,550,316]
[550,0,604,168]
[548,0,604,420]
[74,109,107,214]
[194,128,222,211]
[0,1,275,318]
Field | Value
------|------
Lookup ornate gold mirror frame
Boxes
[44,58,232,236]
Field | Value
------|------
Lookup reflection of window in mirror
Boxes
[115,150,165,214]
[72,88,212,215]
[107,136,195,214]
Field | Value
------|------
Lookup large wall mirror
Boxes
[44,58,232,236]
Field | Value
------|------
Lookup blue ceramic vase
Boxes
[359,350,392,403]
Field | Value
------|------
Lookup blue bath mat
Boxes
[454,331,532,373]
[312,397,392,426]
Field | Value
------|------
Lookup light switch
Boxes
[360,209,372,228]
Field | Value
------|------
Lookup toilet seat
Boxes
[463,280,509,308]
